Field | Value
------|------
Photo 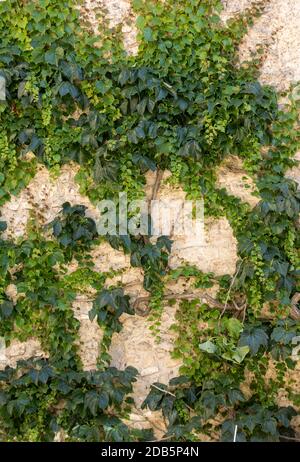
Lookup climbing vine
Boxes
[0,0,299,442]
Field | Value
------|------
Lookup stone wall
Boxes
[0,0,299,438]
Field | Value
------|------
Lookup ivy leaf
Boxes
[135,125,146,139]
[0,300,14,318]
[178,140,202,160]
[155,87,168,102]
[227,389,245,405]
[118,69,131,86]
[275,407,297,427]
[17,81,27,99]
[52,220,62,237]
[271,327,295,345]
[201,390,217,416]
[28,365,54,385]
[90,288,133,325]
[273,260,289,277]
[144,27,153,42]
[199,340,217,354]
[60,61,83,81]
[262,418,277,436]
[7,397,30,417]
[147,122,158,139]
[0,391,8,405]
[45,49,59,66]
[221,421,247,442]
[84,391,101,416]
[127,130,138,144]
[136,98,147,115]
[140,244,161,263]
[59,82,79,98]
[224,318,243,339]
[147,98,155,113]
[169,376,190,386]
[156,235,173,252]
[177,98,188,111]
[231,346,250,364]
[130,251,141,267]
[98,391,109,410]
[132,154,156,173]
[239,327,269,355]
[94,158,119,182]
[142,383,166,411]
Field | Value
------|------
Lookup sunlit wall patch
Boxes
[96,193,205,243]
[0,75,6,101]
[0,336,6,362]
[292,335,300,361]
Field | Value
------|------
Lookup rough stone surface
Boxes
[222,0,300,91]
[169,216,238,276]
[80,0,138,54]
[276,363,300,434]
[109,306,182,408]
[73,295,103,370]
[221,0,254,21]
[0,338,47,370]
[145,170,239,276]
[0,163,100,239]
[216,156,260,208]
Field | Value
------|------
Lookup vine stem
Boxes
[219,258,245,318]
[291,293,300,320]
[279,434,300,442]
[150,384,194,413]
[134,291,241,315]
[147,435,174,442]
[143,169,164,245]
[150,169,164,202]
[134,290,300,321]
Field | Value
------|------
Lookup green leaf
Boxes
[224,318,243,339]
[239,327,269,355]
[271,327,295,345]
[132,154,156,172]
[227,389,245,405]
[144,27,153,41]
[177,98,188,111]
[0,220,7,232]
[84,391,100,416]
[53,221,62,236]
[28,365,53,385]
[136,98,147,115]
[262,418,277,436]
[59,82,79,98]
[0,300,14,318]
[135,125,146,139]
[231,346,250,364]
[142,383,166,411]
[136,15,146,29]
[0,391,8,405]
[98,391,109,410]
[199,340,217,354]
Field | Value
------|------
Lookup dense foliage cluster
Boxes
[0,0,299,442]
